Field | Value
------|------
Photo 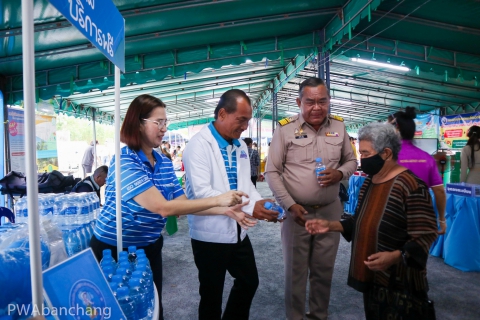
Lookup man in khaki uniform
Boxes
[265,77,357,320]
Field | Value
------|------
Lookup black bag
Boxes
[368,267,436,320]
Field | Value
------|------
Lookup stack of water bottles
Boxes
[100,247,155,320]
[14,192,101,257]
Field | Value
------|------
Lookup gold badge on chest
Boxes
[294,126,308,139]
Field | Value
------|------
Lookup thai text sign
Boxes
[439,112,480,149]
[49,0,125,71]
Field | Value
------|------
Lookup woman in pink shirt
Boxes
[394,107,447,234]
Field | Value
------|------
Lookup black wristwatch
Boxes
[400,248,409,266]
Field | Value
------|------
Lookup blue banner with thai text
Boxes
[49,0,125,71]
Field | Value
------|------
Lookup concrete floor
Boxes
[161,181,480,320]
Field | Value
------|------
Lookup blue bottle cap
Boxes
[128,246,137,253]
[112,275,123,283]
[136,249,145,255]
[116,267,127,275]
[264,202,273,210]
[316,157,322,162]
[119,251,128,258]
[136,263,147,271]
[109,282,119,291]
[132,271,143,278]
[102,249,112,257]
[116,286,129,298]
[128,277,141,287]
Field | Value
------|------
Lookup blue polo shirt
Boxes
[94,146,184,247]
[208,122,240,190]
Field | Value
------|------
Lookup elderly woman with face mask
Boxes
[306,123,438,319]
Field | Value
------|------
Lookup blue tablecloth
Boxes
[430,193,480,272]
[344,175,366,214]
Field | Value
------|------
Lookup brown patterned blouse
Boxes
[340,170,438,293]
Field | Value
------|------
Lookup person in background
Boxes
[91,94,253,320]
[252,142,258,150]
[183,89,278,320]
[244,137,260,187]
[265,77,357,320]
[349,136,358,159]
[394,107,447,234]
[71,165,108,199]
[306,122,438,319]
[81,140,98,178]
[161,141,172,160]
[461,125,480,184]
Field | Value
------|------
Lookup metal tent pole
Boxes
[92,108,98,170]
[114,67,123,259]
[22,0,43,315]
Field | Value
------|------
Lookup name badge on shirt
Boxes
[326,132,339,137]
[240,150,248,159]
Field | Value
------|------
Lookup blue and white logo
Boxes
[70,280,107,320]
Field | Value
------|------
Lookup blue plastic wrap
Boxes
[0,224,51,318]
[343,175,366,215]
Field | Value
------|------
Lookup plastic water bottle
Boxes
[116,267,130,286]
[14,198,28,224]
[102,265,114,282]
[62,229,81,256]
[132,270,153,313]
[100,249,117,270]
[128,246,137,265]
[129,277,149,320]
[53,194,66,225]
[64,194,79,226]
[112,274,125,288]
[119,261,133,279]
[135,263,154,305]
[109,282,119,298]
[315,157,326,185]
[264,202,285,220]
[116,286,136,320]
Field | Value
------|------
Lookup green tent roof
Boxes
[0,0,478,127]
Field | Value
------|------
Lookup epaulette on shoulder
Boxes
[278,116,296,126]
[329,114,344,122]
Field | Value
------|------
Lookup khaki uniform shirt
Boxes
[265,113,357,210]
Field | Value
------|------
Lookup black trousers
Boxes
[90,235,164,320]
[250,176,257,188]
[191,235,259,320]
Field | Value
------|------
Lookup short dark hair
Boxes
[243,138,253,146]
[214,89,251,120]
[298,77,329,99]
[93,165,108,177]
[394,106,416,140]
[121,94,166,150]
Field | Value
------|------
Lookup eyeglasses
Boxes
[142,118,168,128]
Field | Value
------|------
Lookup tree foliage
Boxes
[56,113,116,143]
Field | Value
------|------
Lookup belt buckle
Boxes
[311,204,322,209]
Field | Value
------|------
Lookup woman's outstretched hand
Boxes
[305,219,330,234]
[216,190,249,207]
[225,201,257,230]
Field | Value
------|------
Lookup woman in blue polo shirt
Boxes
[91,94,253,320]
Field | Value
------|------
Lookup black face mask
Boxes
[361,153,385,176]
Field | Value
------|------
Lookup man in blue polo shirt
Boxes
[183,89,279,320]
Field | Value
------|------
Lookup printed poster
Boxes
[414,112,439,139]
[439,112,480,149]
[7,107,58,173]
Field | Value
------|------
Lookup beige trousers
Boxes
[282,198,342,320]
